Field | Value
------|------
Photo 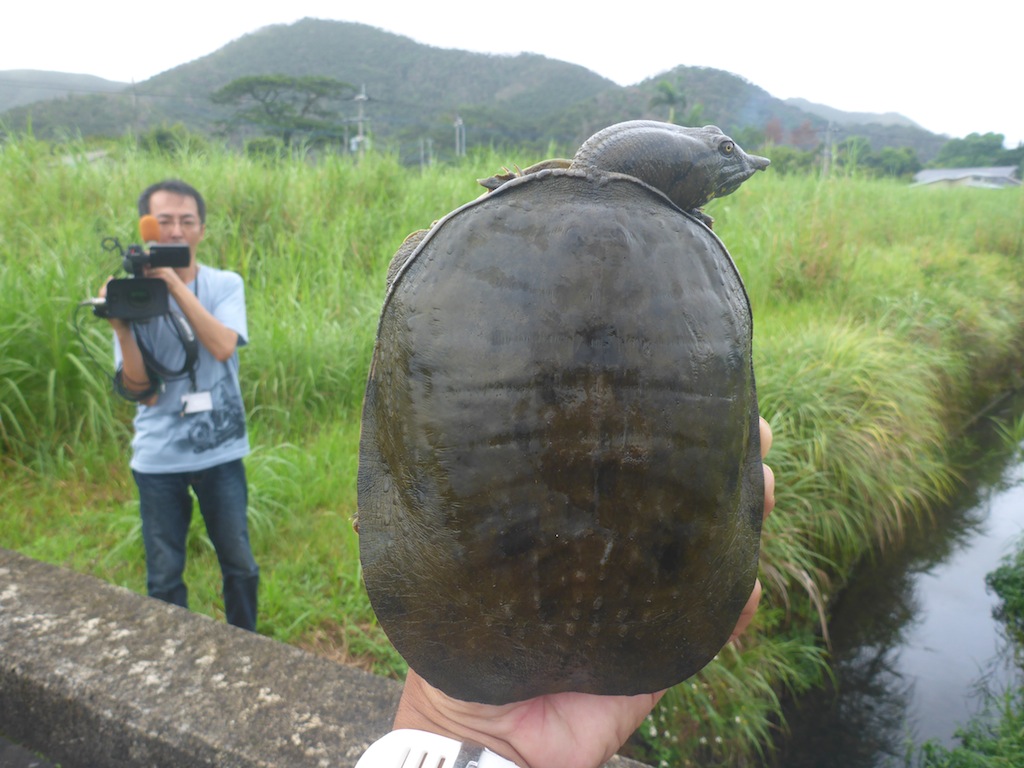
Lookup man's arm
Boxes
[153,267,240,362]
[101,277,159,405]
[113,321,160,405]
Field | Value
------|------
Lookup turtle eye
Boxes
[720,140,735,156]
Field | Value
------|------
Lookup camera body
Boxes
[94,243,190,320]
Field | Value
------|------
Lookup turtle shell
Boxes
[357,168,763,705]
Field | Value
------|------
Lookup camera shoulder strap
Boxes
[134,310,199,386]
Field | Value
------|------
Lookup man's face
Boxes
[148,190,205,263]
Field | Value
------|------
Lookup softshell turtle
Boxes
[358,121,769,705]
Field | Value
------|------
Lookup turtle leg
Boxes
[691,208,715,229]
[477,158,573,192]
[386,228,430,290]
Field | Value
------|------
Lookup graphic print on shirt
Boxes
[186,375,247,453]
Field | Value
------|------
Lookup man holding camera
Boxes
[101,179,259,631]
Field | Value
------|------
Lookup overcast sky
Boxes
[2,1,1020,148]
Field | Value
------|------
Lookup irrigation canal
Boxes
[767,392,1024,767]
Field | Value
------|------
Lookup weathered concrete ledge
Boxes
[0,549,648,768]
[0,547,402,768]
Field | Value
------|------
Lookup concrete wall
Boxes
[0,549,649,768]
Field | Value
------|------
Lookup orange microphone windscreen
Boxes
[139,214,161,243]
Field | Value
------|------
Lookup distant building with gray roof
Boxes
[912,166,1020,188]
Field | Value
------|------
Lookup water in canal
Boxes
[770,397,1024,768]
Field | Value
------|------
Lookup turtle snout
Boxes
[750,154,771,171]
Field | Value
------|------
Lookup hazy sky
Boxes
[2,1,1020,148]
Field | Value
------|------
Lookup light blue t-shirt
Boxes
[114,264,250,473]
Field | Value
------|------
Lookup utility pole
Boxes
[822,121,841,177]
[132,79,139,136]
[454,115,465,157]
[352,84,369,156]
[420,137,434,169]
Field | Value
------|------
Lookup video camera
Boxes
[92,216,190,321]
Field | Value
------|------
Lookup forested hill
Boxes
[0,70,126,110]
[0,18,949,162]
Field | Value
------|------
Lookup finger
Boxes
[759,416,772,458]
[763,463,775,521]
[729,578,762,643]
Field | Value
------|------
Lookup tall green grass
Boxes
[2,133,1023,766]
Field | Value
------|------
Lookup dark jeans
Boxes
[133,459,259,631]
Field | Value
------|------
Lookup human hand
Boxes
[391,417,776,768]
[730,416,774,644]
[98,276,130,332]
[395,667,662,768]
[143,264,185,288]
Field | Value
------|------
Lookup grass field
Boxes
[2,134,1022,765]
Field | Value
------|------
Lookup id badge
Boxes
[181,391,213,415]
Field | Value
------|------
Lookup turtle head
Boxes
[571,121,770,213]
[697,126,771,202]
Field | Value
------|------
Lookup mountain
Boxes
[0,70,127,111]
[0,18,949,162]
[784,97,924,131]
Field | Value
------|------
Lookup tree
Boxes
[834,136,874,174]
[210,75,356,147]
[731,126,767,152]
[649,80,686,124]
[681,103,705,127]
[790,121,819,151]
[931,132,1013,168]
[763,118,784,145]
[764,145,817,176]
[137,123,210,156]
[873,146,921,179]
[824,136,921,179]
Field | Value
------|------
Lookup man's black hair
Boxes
[137,179,207,224]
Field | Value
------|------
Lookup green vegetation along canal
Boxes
[768,394,1024,767]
